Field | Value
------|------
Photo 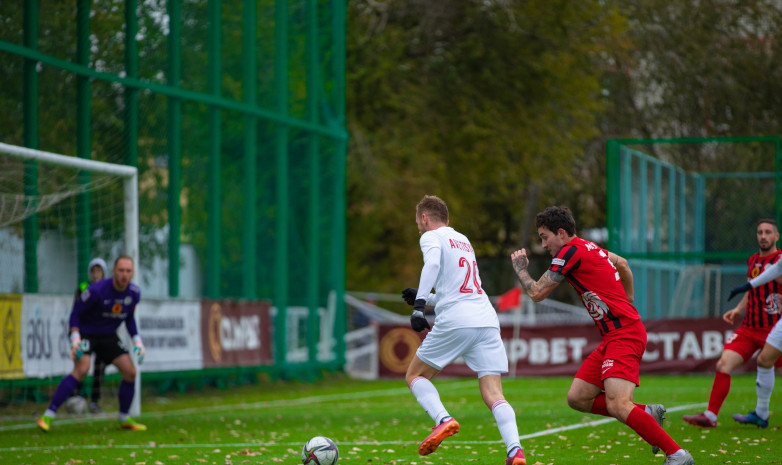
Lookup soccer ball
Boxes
[301,436,339,465]
[64,396,87,414]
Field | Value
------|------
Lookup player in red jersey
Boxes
[682,219,782,428]
[510,206,693,465]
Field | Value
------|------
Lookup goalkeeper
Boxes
[37,255,146,432]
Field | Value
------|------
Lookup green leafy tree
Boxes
[346,0,630,293]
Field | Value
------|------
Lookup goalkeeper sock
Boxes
[118,380,135,415]
[49,374,79,412]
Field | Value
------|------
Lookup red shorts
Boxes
[575,320,646,388]
[725,325,782,368]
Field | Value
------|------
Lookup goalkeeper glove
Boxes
[132,335,145,364]
[402,288,418,306]
[70,332,87,360]
[728,282,752,301]
[410,299,431,332]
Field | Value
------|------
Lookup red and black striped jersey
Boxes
[743,251,782,329]
[548,237,641,337]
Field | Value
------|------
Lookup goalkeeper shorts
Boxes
[80,333,128,364]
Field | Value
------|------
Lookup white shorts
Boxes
[766,320,782,352]
[416,326,508,376]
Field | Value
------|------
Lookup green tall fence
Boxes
[607,137,782,319]
[0,1,348,374]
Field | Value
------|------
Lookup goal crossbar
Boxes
[0,141,140,279]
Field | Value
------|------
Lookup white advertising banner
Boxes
[134,299,202,372]
[20,295,203,378]
[21,294,74,378]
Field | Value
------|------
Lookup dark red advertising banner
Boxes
[377,318,752,378]
[200,300,273,368]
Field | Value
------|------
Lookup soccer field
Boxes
[0,374,779,465]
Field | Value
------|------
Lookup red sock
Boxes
[707,372,731,415]
[626,407,681,456]
[590,393,610,416]
[590,393,647,417]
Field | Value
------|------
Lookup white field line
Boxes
[0,380,477,432]
[0,386,707,452]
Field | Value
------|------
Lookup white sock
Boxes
[755,366,774,420]
[43,409,56,418]
[410,377,449,425]
[118,413,129,422]
[704,410,718,422]
[491,399,521,455]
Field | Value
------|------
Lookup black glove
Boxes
[728,282,752,301]
[402,288,418,306]
[410,299,431,332]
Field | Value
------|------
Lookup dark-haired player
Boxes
[682,219,782,428]
[510,206,693,465]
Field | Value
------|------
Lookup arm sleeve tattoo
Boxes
[516,268,564,300]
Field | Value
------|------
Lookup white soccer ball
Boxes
[64,396,87,414]
[301,436,339,465]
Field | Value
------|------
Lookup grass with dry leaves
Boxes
[0,373,779,465]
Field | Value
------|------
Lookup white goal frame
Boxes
[0,141,142,415]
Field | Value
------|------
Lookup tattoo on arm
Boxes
[511,254,529,275]
[516,269,564,298]
[516,269,536,292]
[543,270,565,284]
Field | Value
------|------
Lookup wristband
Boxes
[70,331,82,343]
[133,334,143,345]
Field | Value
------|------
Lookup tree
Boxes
[345,0,630,293]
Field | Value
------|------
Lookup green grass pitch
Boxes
[0,373,779,464]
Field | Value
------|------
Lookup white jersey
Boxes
[416,226,499,331]
[751,258,782,288]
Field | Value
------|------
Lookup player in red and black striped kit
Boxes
[683,219,782,428]
[511,206,694,465]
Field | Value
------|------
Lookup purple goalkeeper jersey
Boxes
[69,277,141,337]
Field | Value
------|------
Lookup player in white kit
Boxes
[728,255,782,427]
[402,195,526,465]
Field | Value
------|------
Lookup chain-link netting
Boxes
[607,138,781,318]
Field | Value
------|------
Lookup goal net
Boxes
[0,142,138,294]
